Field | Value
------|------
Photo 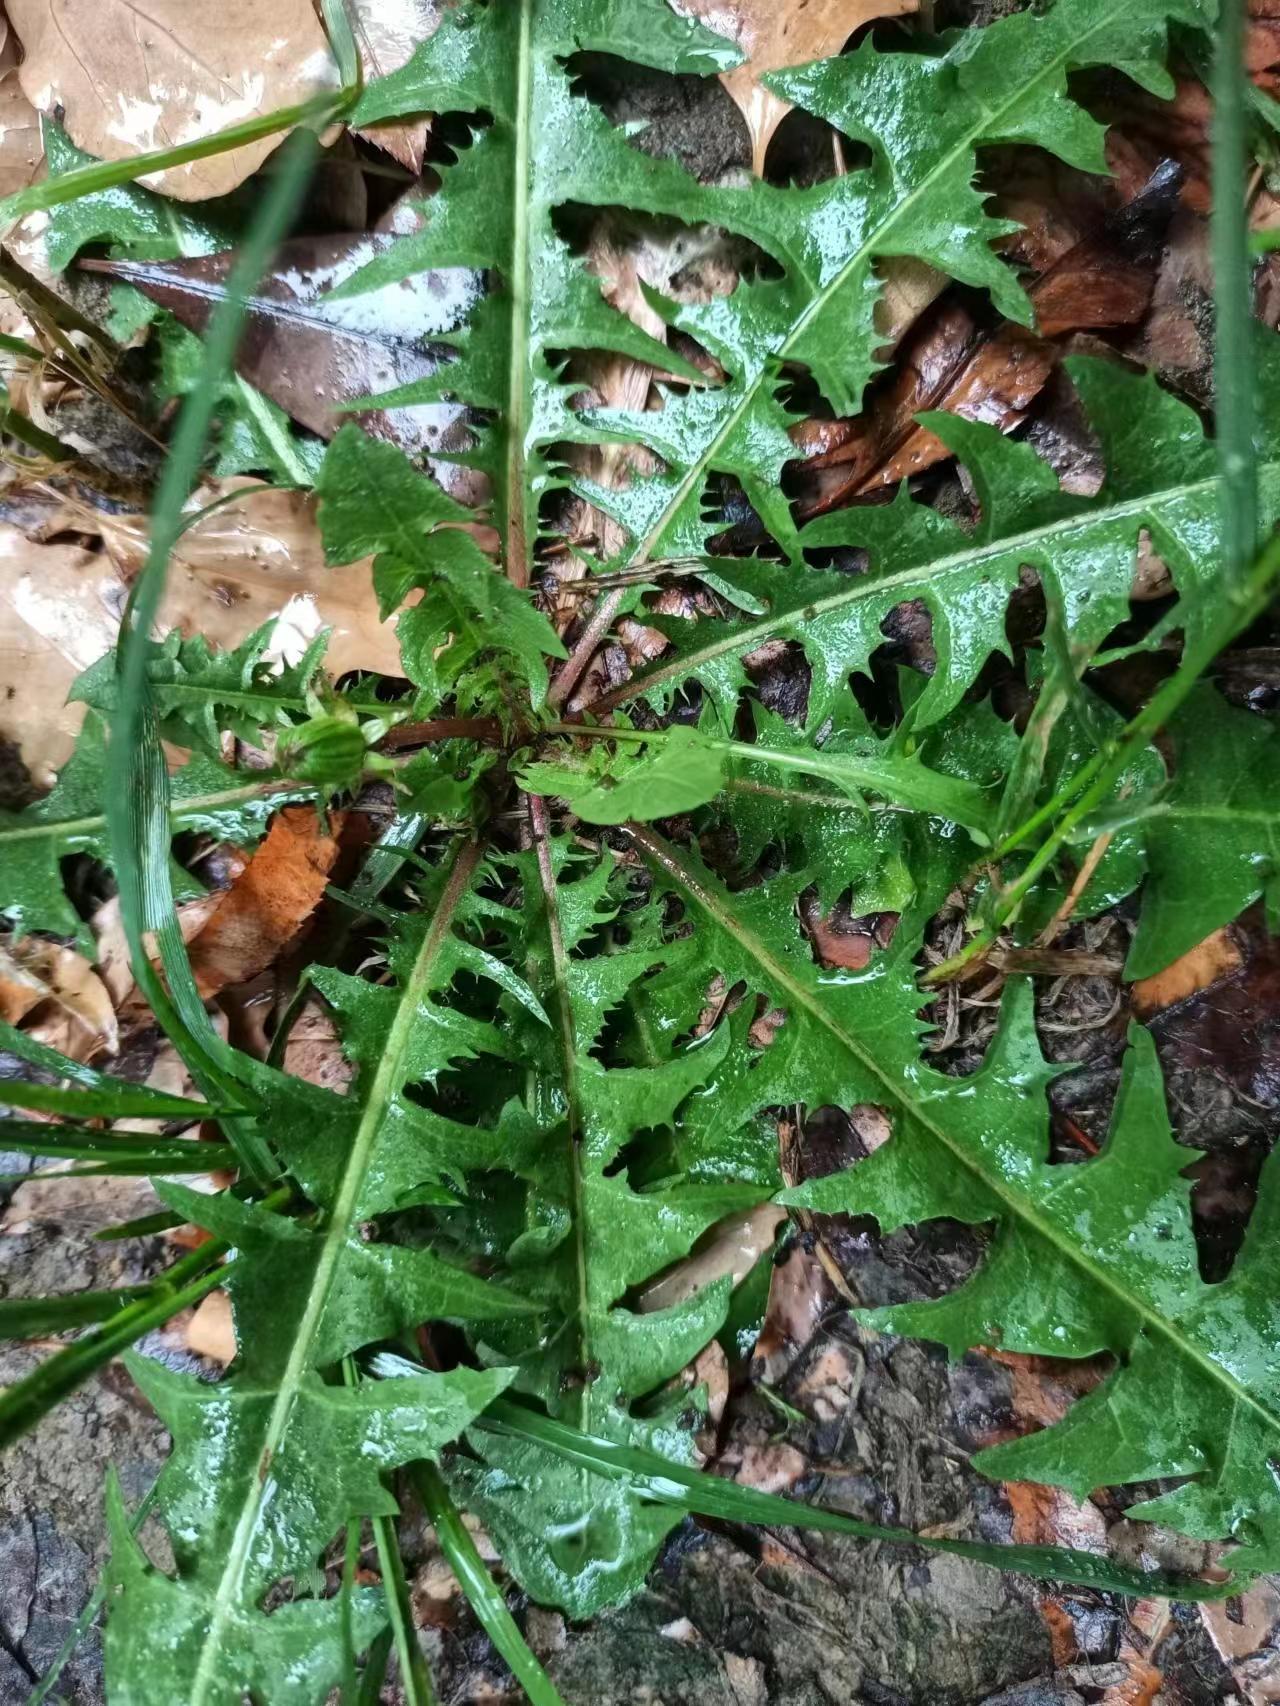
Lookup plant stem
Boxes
[546,586,628,709]
[926,530,1280,983]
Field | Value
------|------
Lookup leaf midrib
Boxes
[595,465,1280,714]
[627,824,1280,1450]
[186,835,485,1706]
[623,4,1114,574]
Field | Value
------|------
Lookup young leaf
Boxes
[316,423,566,713]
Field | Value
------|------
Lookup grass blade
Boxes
[0,92,351,228]
[412,1461,566,1706]
[1213,0,1258,585]
[473,1396,1237,1604]
[103,124,325,1175]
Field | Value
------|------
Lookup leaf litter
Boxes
[3,1,1280,1703]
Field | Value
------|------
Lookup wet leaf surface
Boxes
[82,236,483,469]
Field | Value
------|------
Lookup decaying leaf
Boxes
[7,0,338,201]
[0,477,404,780]
[96,478,404,681]
[0,524,124,787]
[186,1288,236,1365]
[673,0,918,174]
[344,0,445,172]
[0,936,117,1058]
[82,237,482,471]
[0,14,41,200]
[184,805,346,997]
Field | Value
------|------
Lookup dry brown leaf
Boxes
[185,805,345,997]
[0,477,402,780]
[8,0,338,202]
[673,0,917,175]
[282,999,354,1096]
[82,238,480,473]
[0,937,117,1058]
[92,884,243,1022]
[95,479,403,682]
[346,0,444,172]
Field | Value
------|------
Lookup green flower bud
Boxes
[281,716,368,788]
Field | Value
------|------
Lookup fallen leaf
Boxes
[797,168,1175,516]
[92,883,244,1019]
[1131,926,1244,1017]
[102,477,404,678]
[0,525,124,787]
[0,937,118,1058]
[282,1000,353,1096]
[185,805,345,997]
[0,18,41,201]
[673,0,918,176]
[82,237,482,471]
[345,0,445,172]
[186,1288,235,1364]
[8,0,338,201]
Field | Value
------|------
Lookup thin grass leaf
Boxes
[0,1256,226,1449]
[0,91,352,229]
[412,1461,566,1706]
[102,126,327,1175]
[469,1396,1235,1604]
[0,1287,153,1339]
[0,1121,236,1167]
[1213,0,1258,585]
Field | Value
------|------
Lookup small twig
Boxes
[546,584,628,710]
[1035,829,1115,949]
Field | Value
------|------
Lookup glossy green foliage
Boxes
[1123,686,1280,975]
[18,3,1280,1697]
[0,712,311,951]
[72,624,351,756]
[606,347,1280,729]
[442,844,766,1614]
[104,1358,511,1705]
[346,0,1201,605]
[784,1017,1280,1573]
[316,424,566,713]
[99,845,544,1699]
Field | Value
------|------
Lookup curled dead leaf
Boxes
[0,937,117,1059]
[186,1287,236,1365]
[345,0,445,172]
[0,19,41,201]
[185,805,345,998]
